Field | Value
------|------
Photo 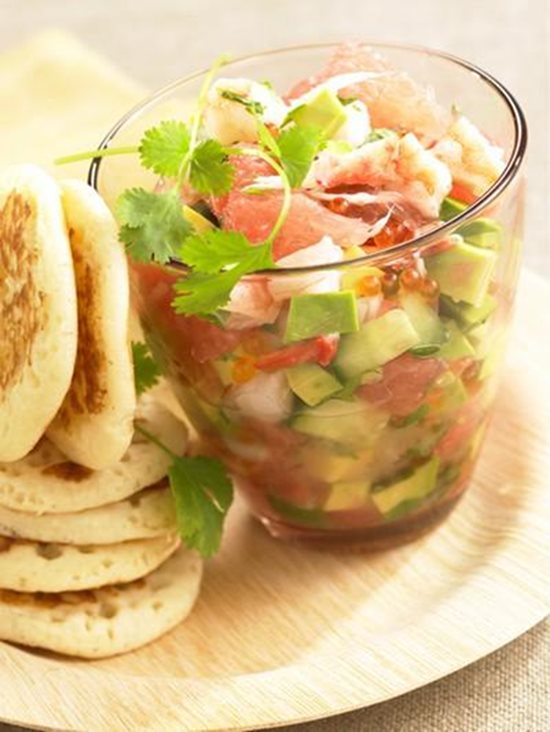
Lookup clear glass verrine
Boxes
[90,43,526,550]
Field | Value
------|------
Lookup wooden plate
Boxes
[1,270,549,732]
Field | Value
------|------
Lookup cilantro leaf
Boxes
[175,230,274,315]
[278,125,324,188]
[173,267,243,315]
[189,139,234,195]
[168,455,233,557]
[116,188,192,263]
[132,342,161,395]
[180,230,272,273]
[219,89,265,115]
[139,121,190,177]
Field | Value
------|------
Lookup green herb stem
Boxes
[135,423,178,459]
[230,145,291,247]
[54,145,139,166]
[178,53,230,185]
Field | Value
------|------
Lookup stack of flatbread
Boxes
[0,165,202,658]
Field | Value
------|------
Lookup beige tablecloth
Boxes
[0,21,547,732]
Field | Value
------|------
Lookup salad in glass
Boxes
[90,43,526,549]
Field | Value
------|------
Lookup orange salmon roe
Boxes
[419,276,440,300]
[232,355,257,384]
[381,271,399,297]
[400,267,422,291]
[356,274,382,297]
[372,217,414,249]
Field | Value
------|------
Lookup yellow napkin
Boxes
[0,30,144,180]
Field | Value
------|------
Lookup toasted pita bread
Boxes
[0,546,201,658]
[0,395,188,514]
[0,534,179,593]
[0,482,176,545]
[0,165,77,462]
[46,180,135,470]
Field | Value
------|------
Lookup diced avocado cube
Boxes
[400,293,446,345]
[437,320,476,360]
[289,88,347,137]
[324,480,371,511]
[425,239,497,306]
[458,218,502,250]
[334,309,421,380]
[182,205,215,233]
[292,399,388,447]
[439,196,467,222]
[285,291,359,343]
[440,294,497,331]
[372,457,440,515]
[286,364,342,407]
[301,445,371,482]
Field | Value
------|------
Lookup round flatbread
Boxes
[0,534,179,593]
[47,180,136,470]
[0,546,202,658]
[0,395,187,514]
[0,482,176,545]
[0,164,77,462]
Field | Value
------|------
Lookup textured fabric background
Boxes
[0,1,547,730]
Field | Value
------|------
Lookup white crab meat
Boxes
[268,236,343,301]
[224,276,281,330]
[433,115,506,196]
[333,100,371,147]
[394,132,453,218]
[230,371,293,423]
[204,77,288,145]
[312,132,451,219]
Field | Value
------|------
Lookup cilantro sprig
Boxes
[56,54,327,318]
[133,342,233,557]
[132,341,161,394]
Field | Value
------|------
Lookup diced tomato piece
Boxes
[256,335,339,372]
[450,183,477,205]
[435,405,484,461]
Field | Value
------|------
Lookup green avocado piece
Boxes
[437,319,476,360]
[372,456,440,515]
[425,238,497,306]
[440,294,497,331]
[285,291,359,343]
[457,218,503,250]
[286,364,342,407]
[289,87,347,137]
[439,196,468,221]
[334,309,421,380]
[324,480,371,511]
[400,293,447,345]
[291,399,388,447]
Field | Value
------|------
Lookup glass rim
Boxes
[88,40,527,275]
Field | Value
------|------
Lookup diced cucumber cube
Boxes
[400,293,447,345]
[440,294,497,331]
[286,364,342,407]
[334,309,421,380]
